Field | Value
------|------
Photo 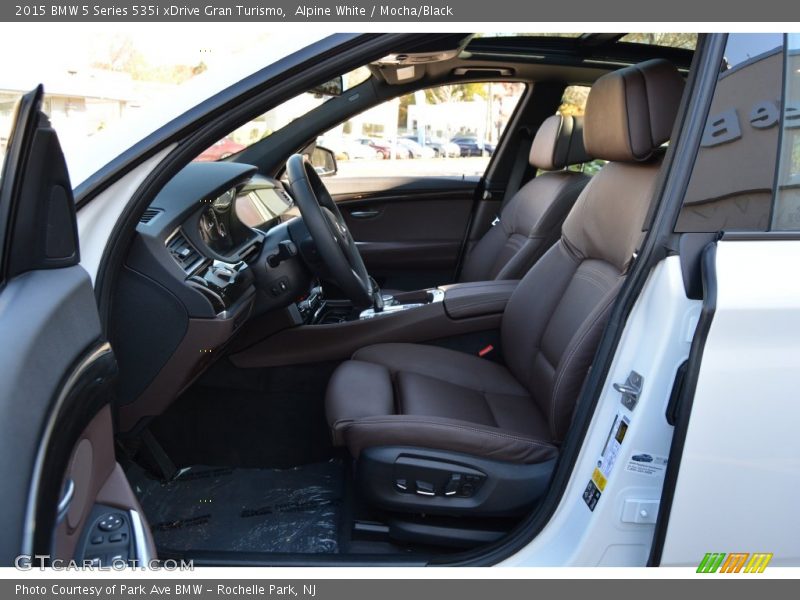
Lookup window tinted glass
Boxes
[676,33,785,232]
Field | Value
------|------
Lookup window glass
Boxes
[772,34,800,230]
[318,82,526,179]
[558,85,590,116]
[194,66,371,162]
[676,33,785,232]
[557,85,605,176]
[619,33,698,50]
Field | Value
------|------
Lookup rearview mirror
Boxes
[309,76,343,98]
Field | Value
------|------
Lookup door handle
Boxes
[349,210,380,219]
[56,478,75,523]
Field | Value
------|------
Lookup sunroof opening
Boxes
[619,33,698,49]
[473,33,583,38]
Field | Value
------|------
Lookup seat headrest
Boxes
[584,59,685,162]
[529,114,591,171]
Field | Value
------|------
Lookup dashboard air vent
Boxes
[166,230,204,273]
[139,208,162,224]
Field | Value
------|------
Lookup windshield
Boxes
[193,67,371,162]
[0,24,329,187]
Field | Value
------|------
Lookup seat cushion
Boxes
[325,343,558,464]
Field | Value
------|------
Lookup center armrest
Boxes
[440,280,519,319]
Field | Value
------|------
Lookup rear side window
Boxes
[558,85,590,116]
[676,33,787,232]
[557,85,605,176]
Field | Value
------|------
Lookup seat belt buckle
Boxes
[491,216,500,227]
[478,344,494,357]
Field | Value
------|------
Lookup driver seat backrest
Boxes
[500,59,685,442]
[459,114,591,282]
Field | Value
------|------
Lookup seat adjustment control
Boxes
[415,480,435,496]
[444,474,461,496]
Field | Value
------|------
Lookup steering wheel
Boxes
[286,154,375,308]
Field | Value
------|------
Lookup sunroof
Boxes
[473,33,582,38]
[619,33,698,49]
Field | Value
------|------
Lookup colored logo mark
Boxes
[696,552,773,573]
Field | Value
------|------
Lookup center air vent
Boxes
[166,230,204,273]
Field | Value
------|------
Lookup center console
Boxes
[296,286,446,325]
[229,279,519,368]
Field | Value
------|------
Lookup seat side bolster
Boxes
[325,360,395,445]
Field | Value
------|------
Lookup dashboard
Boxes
[114,160,311,423]
[130,161,300,316]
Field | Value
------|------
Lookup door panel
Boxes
[0,267,105,561]
[327,175,478,290]
[0,86,149,566]
[52,403,157,564]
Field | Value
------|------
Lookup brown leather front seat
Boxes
[458,114,591,282]
[326,60,684,487]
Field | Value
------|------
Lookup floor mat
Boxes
[128,459,343,554]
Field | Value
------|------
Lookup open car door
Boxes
[0,86,154,568]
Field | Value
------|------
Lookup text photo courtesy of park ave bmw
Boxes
[0,0,799,595]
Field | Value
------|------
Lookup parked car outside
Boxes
[318,135,378,160]
[396,137,436,158]
[194,137,246,161]
[450,135,496,156]
[355,137,392,159]
[402,135,460,157]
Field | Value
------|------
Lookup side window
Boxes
[772,34,800,230]
[557,85,605,176]
[318,82,526,179]
[676,33,786,232]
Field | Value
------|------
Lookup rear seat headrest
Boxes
[584,59,685,162]
[529,114,591,171]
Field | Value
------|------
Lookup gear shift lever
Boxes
[369,277,384,313]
